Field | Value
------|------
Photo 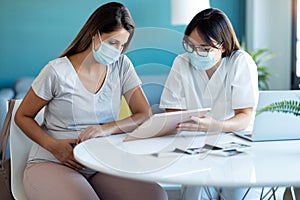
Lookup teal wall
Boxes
[0,0,245,88]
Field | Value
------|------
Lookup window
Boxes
[292,0,300,89]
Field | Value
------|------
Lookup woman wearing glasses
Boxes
[15,2,167,200]
[160,8,262,199]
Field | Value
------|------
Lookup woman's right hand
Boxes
[177,115,223,132]
[47,139,84,170]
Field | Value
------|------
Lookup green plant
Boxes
[241,41,275,90]
[241,43,300,117]
[249,48,275,90]
[256,99,300,116]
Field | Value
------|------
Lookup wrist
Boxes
[210,119,224,132]
[43,137,57,152]
[97,123,115,136]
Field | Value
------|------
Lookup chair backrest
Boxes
[118,96,132,120]
[141,83,165,114]
[0,88,15,159]
[10,99,44,200]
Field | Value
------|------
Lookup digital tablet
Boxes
[123,108,211,142]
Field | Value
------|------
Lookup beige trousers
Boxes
[23,162,168,200]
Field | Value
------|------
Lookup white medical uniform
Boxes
[28,55,141,164]
[160,50,259,132]
[159,50,267,200]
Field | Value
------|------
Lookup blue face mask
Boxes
[188,51,218,70]
[92,36,121,65]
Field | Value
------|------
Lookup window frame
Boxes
[292,0,299,89]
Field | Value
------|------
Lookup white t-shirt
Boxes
[28,55,141,163]
[160,50,259,131]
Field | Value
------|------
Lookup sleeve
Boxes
[120,55,142,94]
[31,64,59,101]
[230,51,259,109]
[159,55,187,109]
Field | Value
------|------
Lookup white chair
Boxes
[9,99,44,200]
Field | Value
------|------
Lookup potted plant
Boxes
[241,43,300,116]
[248,48,275,90]
[241,41,275,90]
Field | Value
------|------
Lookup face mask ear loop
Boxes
[98,31,103,43]
[93,31,102,51]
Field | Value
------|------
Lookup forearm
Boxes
[105,86,152,134]
[15,114,55,151]
[101,111,151,134]
[220,112,252,133]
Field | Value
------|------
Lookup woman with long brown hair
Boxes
[15,2,167,200]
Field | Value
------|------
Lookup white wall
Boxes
[246,0,292,90]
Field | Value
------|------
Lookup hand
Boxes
[77,125,110,143]
[177,115,223,132]
[48,139,84,170]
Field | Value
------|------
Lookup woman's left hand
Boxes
[77,125,110,143]
[177,115,223,132]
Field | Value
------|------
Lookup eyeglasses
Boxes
[182,38,222,57]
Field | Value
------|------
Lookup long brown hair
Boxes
[184,8,240,57]
[60,2,134,57]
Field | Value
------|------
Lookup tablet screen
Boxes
[123,108,211,142]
